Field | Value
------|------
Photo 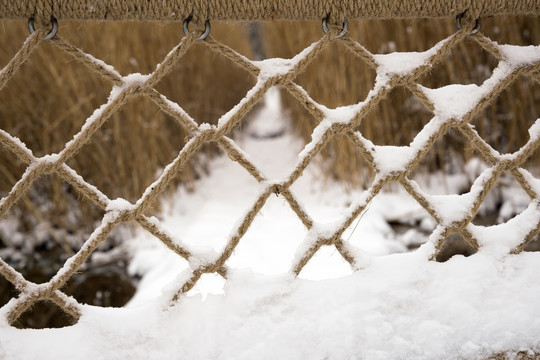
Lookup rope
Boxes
[0,10,540,330]
[1,0,540,24]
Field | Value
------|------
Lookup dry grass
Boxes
[0,20,254,235]
[262,16,540,186]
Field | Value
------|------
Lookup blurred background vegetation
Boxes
[0,16,539,327]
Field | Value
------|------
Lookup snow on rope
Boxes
[0,13,540,359]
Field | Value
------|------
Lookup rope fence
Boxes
[0,1,540,335]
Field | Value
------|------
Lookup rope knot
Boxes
[36,154,61,174]
[450,219,471,232]
[319,237,333,246]
[197,125,220,142]
[385,171,406,182]
[106,198,138,222]
[200,264,220,274]
[498,158,514,172]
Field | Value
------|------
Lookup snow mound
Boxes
[1,252,539,360]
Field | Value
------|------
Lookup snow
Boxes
[252,41,321,80]
[106,198,135,213]
[528,119,540,141]
[499,44,540,66]
[372,145,416,174]
[420,60,519,122]
[2,29,540,360]
[517,168,540,197]
[47,212,120,288]
[321,105,359,125]
[373,37,449,76]
[110,73,150,99]
[296,104,366,160]
[421,84,482,121]
[360,114,453,175]
[1,253,540,359]
[470,201,540,258]
[292,221,342,267]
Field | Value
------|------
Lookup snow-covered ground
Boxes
[1,87,539,359]
[1,252,540,359]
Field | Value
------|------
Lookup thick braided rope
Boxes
[1,16,540,329]
[1,0,540,24]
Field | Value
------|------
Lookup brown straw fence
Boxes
[0,3,540,353]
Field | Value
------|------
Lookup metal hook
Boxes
[183,15,211,41]
[28,16,58,40]
[456,12,481,35]
[322,15,348,39]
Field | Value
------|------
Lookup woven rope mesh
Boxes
[0,9,539,334]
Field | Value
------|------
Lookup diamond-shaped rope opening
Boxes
[226,194,308,275]
[67,96,196,202]
[470,75,540,154]
[12,300,77,329]
[0,44,112,157]
[294,40,377,108]
[471,172,530,225]
[359,86,434,147]
[155,39,257,126]
[418,37,500,88]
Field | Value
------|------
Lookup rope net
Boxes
[0,13,539,330]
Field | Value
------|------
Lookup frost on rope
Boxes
[83,50,122,79]
[0,129,34,158]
